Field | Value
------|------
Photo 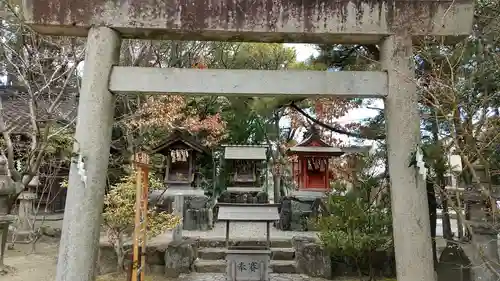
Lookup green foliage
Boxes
[43,127,74,159]
[317,191,393,256]
[102,172,178,237]
[317,161,393,278]
[216,43,298,145]
[102,171,180,271]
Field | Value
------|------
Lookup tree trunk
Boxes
[117,252,125,274]
[273,111,282,202]
[440,196,454,240]
[0,226,7,270]
[114,234,126,273]
[273,173,281,203]
[430,109,453,241]
[427,179,438,267]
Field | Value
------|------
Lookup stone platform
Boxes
[98,222,325,278]
[192,237,297,274]
[158,221,317,242]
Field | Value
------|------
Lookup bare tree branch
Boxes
[289,102,385,140]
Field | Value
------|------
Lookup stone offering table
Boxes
[217,203,280,281]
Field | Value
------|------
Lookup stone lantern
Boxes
[0,156,16,268]
[15,175,39,241]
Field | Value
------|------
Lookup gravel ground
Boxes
[2,241,333,281]
[1,241,59,281]
[2,221,319,281]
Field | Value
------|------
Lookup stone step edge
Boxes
[198,247,295,260]
[196,238,292,248]
[194,259,297,274]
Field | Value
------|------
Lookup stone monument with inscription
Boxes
[217,203,279,281]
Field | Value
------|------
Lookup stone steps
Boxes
[194,259,297,274]
[194,238,298,274]
[198,247,295,261]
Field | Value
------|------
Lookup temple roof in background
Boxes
[0,86,78,134]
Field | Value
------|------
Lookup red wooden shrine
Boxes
[288,130,345,191]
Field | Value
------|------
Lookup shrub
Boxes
[102,172,180,272]
[317,182,393,280]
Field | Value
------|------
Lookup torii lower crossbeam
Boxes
[109,67,387,98]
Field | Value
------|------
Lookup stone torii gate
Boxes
[20,1,474,281]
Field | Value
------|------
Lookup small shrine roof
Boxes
[288,145,370,156]
[223,145,268,160]
[220,144,268,148]
[295,127,331,148]
[151,129,209,155]
[288,127,371,156]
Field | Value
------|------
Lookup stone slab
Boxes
[194,259,226,273]
[22,0,473,44]
[199,247,294,261]
[217,204,280,221]
[269,260,297,274]
[153,221,317,243]
[196,238,293,249]
[194,259,296,274]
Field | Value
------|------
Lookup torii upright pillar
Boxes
[54,27,121,281]
[19,1,474,281]
[381,34,435,280]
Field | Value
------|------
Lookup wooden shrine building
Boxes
[287,128,367,193]
[222,144,269,193]
[217,144,270,204]
[279,128,370,231]
[151,129,209,190]
[150,129,214,232]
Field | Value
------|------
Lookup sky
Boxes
[284,43,383,147]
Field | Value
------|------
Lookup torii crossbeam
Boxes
[20,1,474,281]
